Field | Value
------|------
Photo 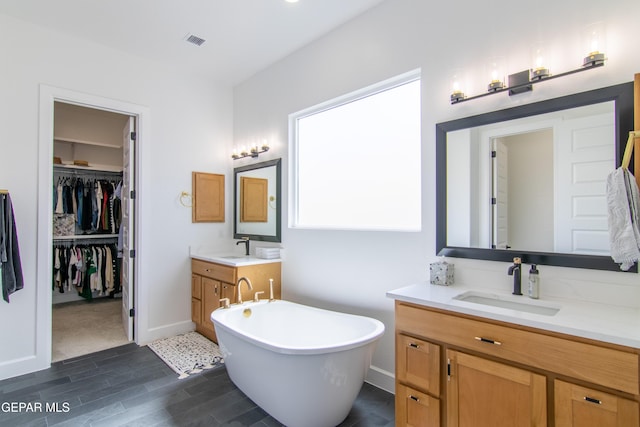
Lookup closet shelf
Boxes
[54,137,122,149]
[54,164,123,173]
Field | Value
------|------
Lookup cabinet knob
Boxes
[409,395,420,402]
[409,343,420,349]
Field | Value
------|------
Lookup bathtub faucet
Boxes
[236,277,253,304]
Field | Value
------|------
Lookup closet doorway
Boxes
[51,101,136,362]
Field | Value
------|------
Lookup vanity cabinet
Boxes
[191,258,281,342]
[192,275,235,341]
[394,300,640,427]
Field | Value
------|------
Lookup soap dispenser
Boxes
[528,264,540,299]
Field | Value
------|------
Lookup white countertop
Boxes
[191,252,281,267]
[387,283,640,349]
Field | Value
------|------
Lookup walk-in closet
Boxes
[52,102,135,361]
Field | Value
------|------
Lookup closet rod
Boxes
[54,168,122,180]
[53,165,122,176]
[0,189,8,194]
[53,233,118,240]
[53,237,118,246]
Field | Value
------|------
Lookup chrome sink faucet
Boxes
[508,257,522,295]
[236,276,253,304]
[236,237,250,256]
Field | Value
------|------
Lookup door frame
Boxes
[37,85,147,368]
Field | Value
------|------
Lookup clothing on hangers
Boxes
[1,192,24,303]
[52,177,121,234]
[52,242,120,300]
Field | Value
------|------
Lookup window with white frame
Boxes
[289,70,421,231]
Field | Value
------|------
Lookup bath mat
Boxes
[147,331,224,379]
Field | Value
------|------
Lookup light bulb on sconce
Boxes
[450,70,466,103]
[583,22,606,67]
[531,44,550,80]
[487,58,505,92]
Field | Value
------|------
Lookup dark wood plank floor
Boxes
[0,343,395,426]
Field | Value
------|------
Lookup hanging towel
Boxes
[606,167,640,271]
[1,193,25,302]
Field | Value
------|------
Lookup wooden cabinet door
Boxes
[447,350,547,427]
[191,274,202,326]
[221,282,236,303]
[397,334,440,396]
[191,274,202,300]
[202,278,220,338]
[192,172,224,222]
[555,380,639,427]
[396,383,440,427]
[191,298,202,325]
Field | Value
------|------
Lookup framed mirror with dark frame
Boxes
[436,82,635,272]
[233,158,282,243]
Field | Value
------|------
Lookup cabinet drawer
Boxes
[555,379,639,427]
[396,302,639,395]
[397,334,440,396]
[396,383,440,427]
[192,259,235,283]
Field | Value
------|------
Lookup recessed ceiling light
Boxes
[285,0,299,3]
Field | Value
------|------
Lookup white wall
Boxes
[233,0,640,392]
[0,13,234,379]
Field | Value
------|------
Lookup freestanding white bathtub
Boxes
[210,299,385,427]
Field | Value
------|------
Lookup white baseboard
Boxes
[139,320,195,346]
[0,354,49,381]
[366,365,395,394]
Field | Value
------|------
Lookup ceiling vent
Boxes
[185,34,206,46]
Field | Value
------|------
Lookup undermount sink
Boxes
[453,291,561,316]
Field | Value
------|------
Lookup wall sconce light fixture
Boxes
[583,22,606,67]
[531,44,550,80]
[451,34,606,104]
[232,140,270,160]
[450,70,466,103]
[487,58,505,92]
